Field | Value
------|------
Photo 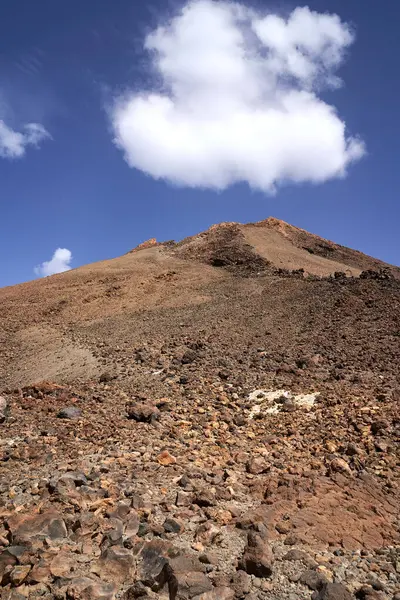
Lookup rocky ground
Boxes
[0,219,399,599]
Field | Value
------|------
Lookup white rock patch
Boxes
[248,389,319,419]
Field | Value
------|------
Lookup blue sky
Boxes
[0,0,399,287]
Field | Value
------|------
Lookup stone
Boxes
[232,570,252,596]
[28,560,52,584]
[137,540,211,599]
[0,548,18,585]
[315,582,352,600]
[49,474,78,499]
[124,511,140,538]
[157,450,177,466]
[137,539,175,587]
[330,458,352,476]
[195,523,221,546]
[356,585,385,599]
[299,569,327,591]
[67,577,116,600]
[193,490,215,507]
[122,582,149,598]
[99,372,114,383]
[102,517,124,546]
[164,518,184,534]
[238,532,273,578]
[57,406,82,419]
[283,549,314,564]
[0,396,9,423]
[246,457,269,475]
[176,491,193,507]
[7,511,68,544]
[5,592,27,600]
[127,401,160,424]
[50,550,77,578]
[9,565,31,585]
[94,546,135,585]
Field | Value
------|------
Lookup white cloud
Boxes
[0,120,50,159]
[110,0,365,193]
[34,248,72,277]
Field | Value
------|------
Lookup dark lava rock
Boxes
[299,569,327,590]
[57,406,82,420]
[313,582,352,600]
[163,518,184,534]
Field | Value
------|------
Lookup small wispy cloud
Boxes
[34,248,73,277]
[110,0,365,193]
[14,46,45,77]
[0,120,50,159]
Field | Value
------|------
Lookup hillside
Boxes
[0,218,399,600]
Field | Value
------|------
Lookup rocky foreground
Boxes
[0,368,399,599]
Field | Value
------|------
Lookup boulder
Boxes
[238,532,273,578]
[94,546,135,585]
[7,511,67,544]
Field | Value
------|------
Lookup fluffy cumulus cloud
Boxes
[0,120,50,159]
[110,0,365,193]
[34,248,72,277]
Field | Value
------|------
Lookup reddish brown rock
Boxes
[157,450,177,466]
[9,565,31,585]
[0,549,18,585]
[94,546,135,585]
[246,457,269,475]
[126,401,160,424]
[238,532,273,578]
[329,458,353,476]
[66,577,116,599]
[7,511,67,544]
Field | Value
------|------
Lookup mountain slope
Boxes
[0,218,399,600]
[0,217,398,389]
